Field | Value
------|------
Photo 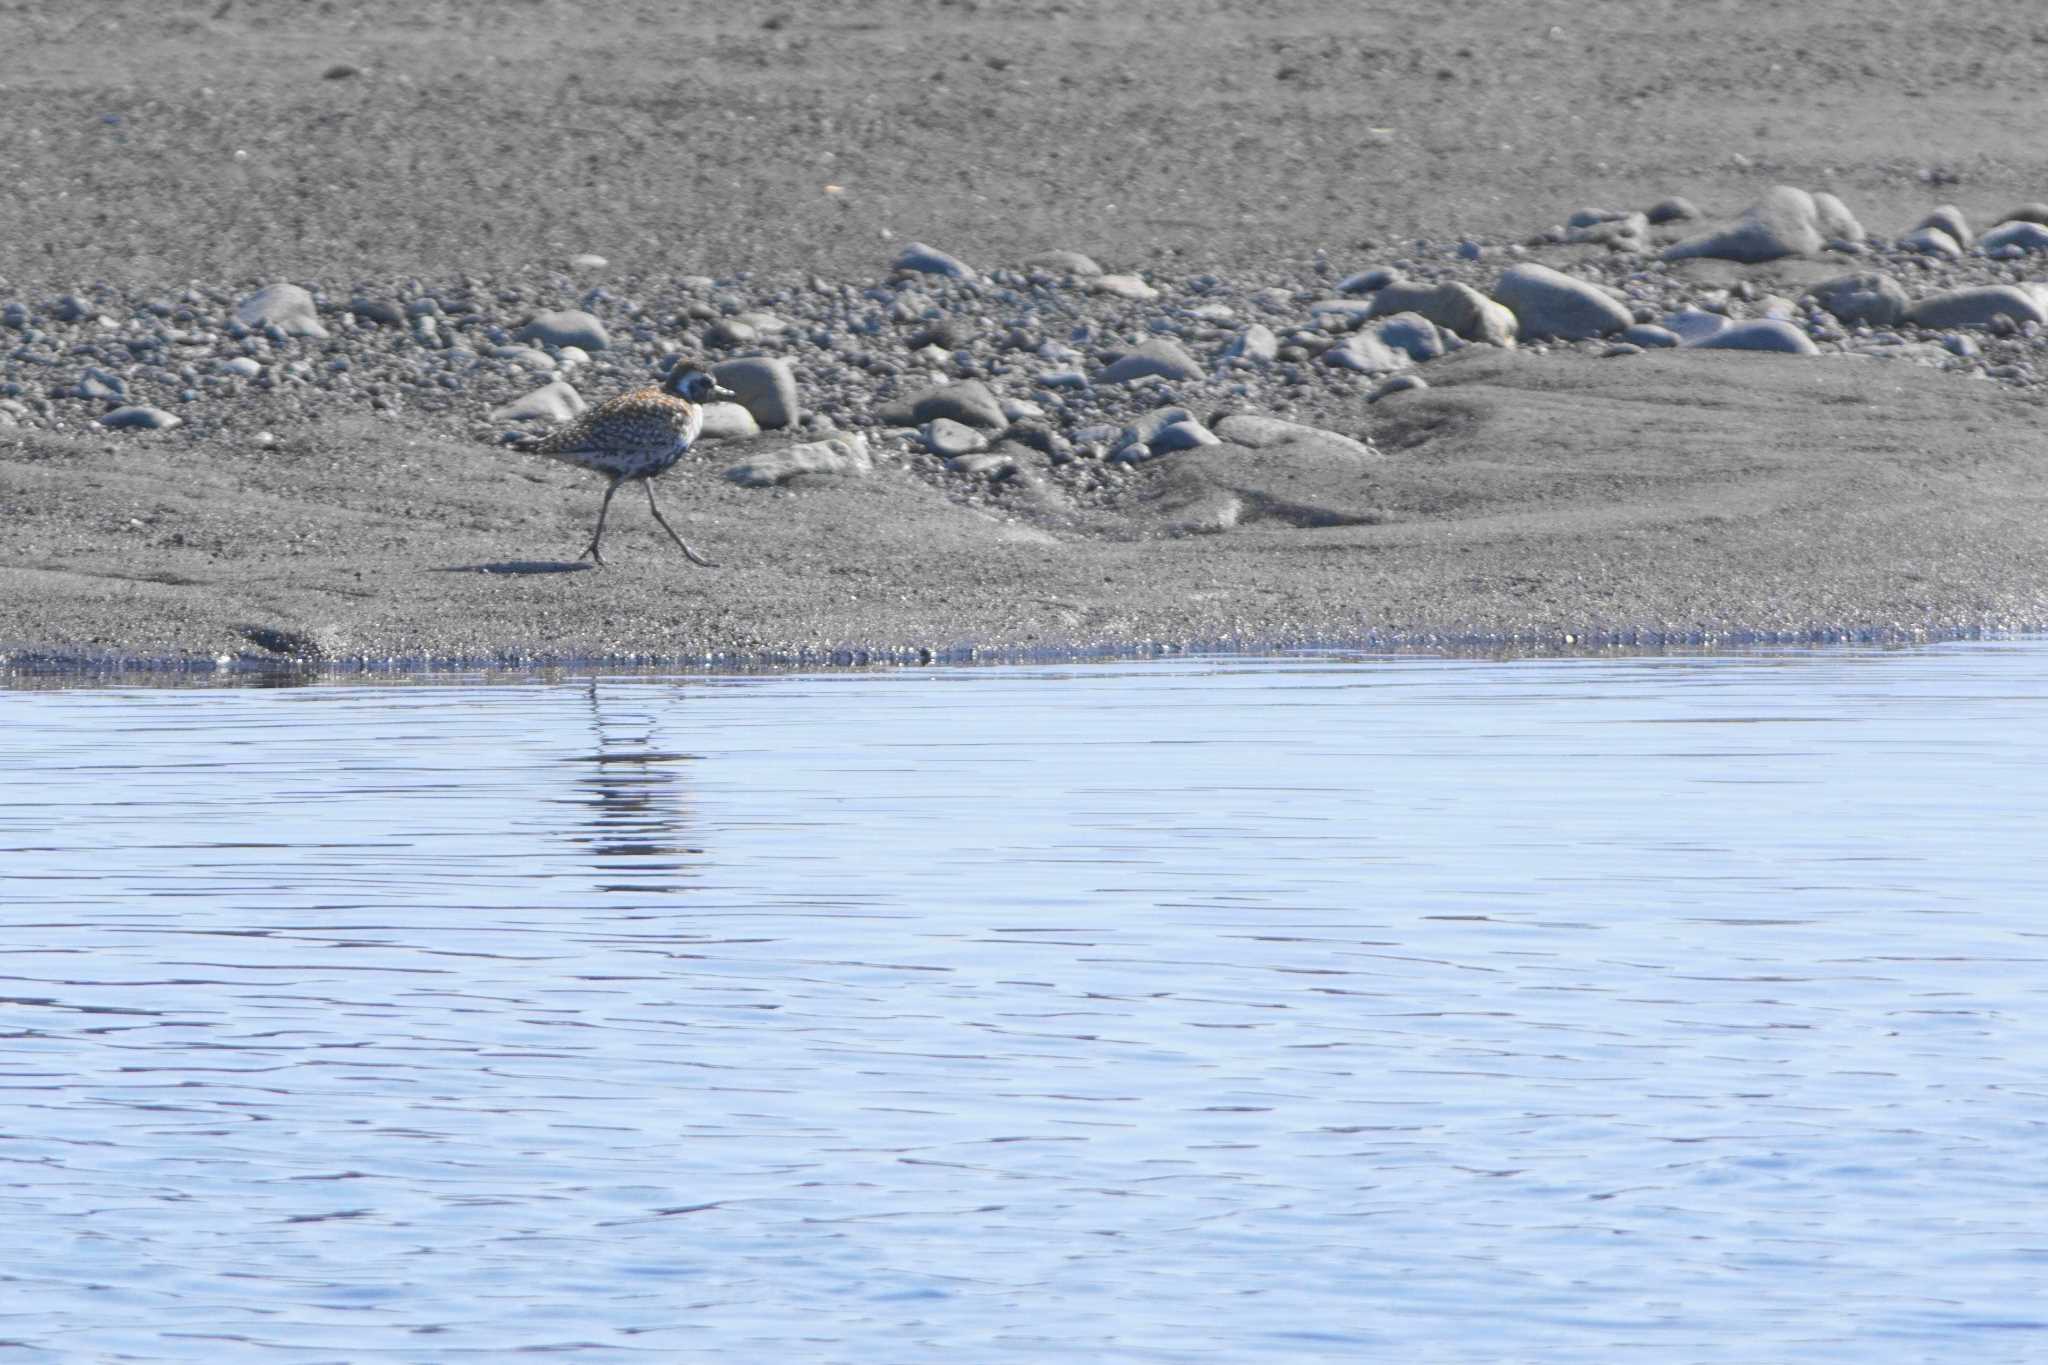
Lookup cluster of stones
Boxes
[3,185,2045,506]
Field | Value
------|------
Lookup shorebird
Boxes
[512,368,734,567]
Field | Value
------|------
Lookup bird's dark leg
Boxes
[642,477,719,569]
[580,476,623,567]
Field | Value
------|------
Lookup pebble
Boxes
[1111,405,1200,460]
[1097,338,1203,383]
[880,378,1007,429]
[1811,271,1909,327]
[1662,185,1826,263]
[1367,279,1517,347]
[234,283,328,338]
[569,253,609,271]
[2,302,31,329]
[1903,285,2047,329]
[711,356,800,428]
[893,242,974,279]
[921,417,988,458]
[1979,220,2048,254]
[1147,418,1220,454]
[1491,262,1632,339]
[706,318,758,348]
[1372,312,1446,362]
[1092,274,1160,301]
[1683,319,1819,355]
[1659,308,1729,343]
[724,433,873,486]
[98,405,182,430]
[1812,191,1865,244]
[351,297,404,326]
[491,380,586,424]
[515,309,609,351]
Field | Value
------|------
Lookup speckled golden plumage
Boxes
[513,368,734,568]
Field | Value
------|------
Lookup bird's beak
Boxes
[711,383,737,401]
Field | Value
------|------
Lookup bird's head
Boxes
[668,368,736,404]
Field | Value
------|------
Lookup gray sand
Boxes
[4,1,2047,672]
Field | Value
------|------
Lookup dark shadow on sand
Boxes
[435,561,597,576]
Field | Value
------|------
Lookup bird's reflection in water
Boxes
[567,680,704,893]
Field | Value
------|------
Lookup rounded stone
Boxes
[893,241,974,279]
[1683,319,1819,355]
[1645,196,1699,225]
[1811,272,1909,327]
[1903,286,2048,330]
[1662,185,1825,263]
[491,380,586,424]
[1622,323,1680,348]
[1022,250,1103,277]
[234,283,328,338]
[1979,221,2048,254]
[1898,226,1963,258]
[921,417,988,459]
[711,356,800,429]
[1091,274,1159,301]
[1221,323,1279,363]
[1490,262,1632,340]
[880,378,1008,429]
[1368,374,1428,402]
[98,405,182,430]
[1912,205,1972,250]
[515,309,609,352]
[1098,339,1203,383]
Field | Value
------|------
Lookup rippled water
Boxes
[4,642,2047,1362]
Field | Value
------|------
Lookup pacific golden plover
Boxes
[514,368,734,567]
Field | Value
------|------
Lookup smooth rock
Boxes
[569,253,609,270]
[1811,272,1909,327]
[1092,274,1160,301]
[1372,312,1446,363]
[217,356,263,378]
[1098,338,1203,383]
[1913,205,1972,250]
[1899,226,1963,258]
[1662,185,1825,263]
[1366,279,1517,347]
[1660,308,1729,343]
[2003,203,2048,227]
[1683,319,1819,355]
[698,401,759,440]
[1308,298,1378,330]
[1023,250,1103,276]
[1979,220,2048,254]
[711,356,800,428]
[1491,262,1631,339]
[491,380,585,424]
[948,450,1019,477]
[1622,323,1680,348]
[878,378,1007,429]
[98,405,182,430]
[1111,405,1199,459]
[706,318,758,348]
[351,297,404,326]
[921,417,988,459]
[1211,413,1379,459]
[1320,330,1412,374]
[1645,196,1699,225]
[1903,285,2048,329]
[234,283,327,338]
[1221,322,1279,362]
[515,309,609,351]
[1147,419,1220,453]
[1337,268,1394,294]
[1368,374,1428,401]
[724,433,872,487]
[894,241,974,279]
[1811,192,1864,243]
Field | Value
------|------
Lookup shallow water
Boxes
[4,642,2047,1363]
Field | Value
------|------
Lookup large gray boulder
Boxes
[1490,263,1631,340]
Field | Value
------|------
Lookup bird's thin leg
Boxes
[580,477,623,566]
[642,478,719,569]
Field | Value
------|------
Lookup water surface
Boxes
[4,643,2047,1362]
